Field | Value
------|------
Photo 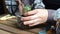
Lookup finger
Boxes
[29,21,44,26]
[29,19,45,26]
[29,22,40,26]
[21,13,40,21]
[24,10,38,16]
[23,18,42,25]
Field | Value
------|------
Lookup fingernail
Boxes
[24,22,27,25]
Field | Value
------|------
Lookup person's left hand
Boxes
[21,9,48,26]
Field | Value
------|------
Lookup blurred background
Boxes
[0,0,18,15]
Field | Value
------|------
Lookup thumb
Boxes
[24,10,38,16]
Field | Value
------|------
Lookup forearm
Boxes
[46,9,56,25]
[47,8,60,22]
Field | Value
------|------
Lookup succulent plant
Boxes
[23,5,32,12]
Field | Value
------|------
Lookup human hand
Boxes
[21,9,48,26]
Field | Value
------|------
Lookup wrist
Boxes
[46,9,56,24]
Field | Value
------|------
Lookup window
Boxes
[5,0,18,15]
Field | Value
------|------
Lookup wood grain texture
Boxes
[0,15,55,34]
[0,30,12,34]
[0,17,42,34]
[0,24,35,34]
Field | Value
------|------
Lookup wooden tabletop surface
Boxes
[0,15,55,34]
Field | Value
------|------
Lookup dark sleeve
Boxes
[46,9,56,25]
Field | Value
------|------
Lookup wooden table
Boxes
[0,15,55,34]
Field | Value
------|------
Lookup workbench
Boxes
[0,14,55,34]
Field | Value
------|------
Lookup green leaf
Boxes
[23,5,32,12]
